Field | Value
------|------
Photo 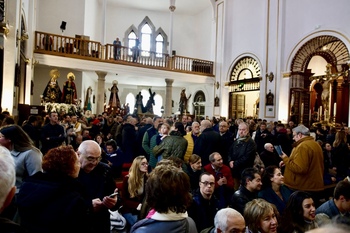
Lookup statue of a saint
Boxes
[179,88,191,114]
[108,80,121,109]
[84,86,93,111]
[134,92,144,114]
[42,68,62,103]
[61,72,77,104]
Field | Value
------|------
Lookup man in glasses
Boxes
[188,172,223,232]
[77,140,120,233]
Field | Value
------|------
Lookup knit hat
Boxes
[0,125,17,140]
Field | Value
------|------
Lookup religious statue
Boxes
[214,96,219,107]
[134,92,144,115]
[144,88,156,114]
[84,86,93,111]
[61,72,77,104]
[179,88,191,114]
[321,79,330,110]
[266,90,274,106]
[42,68,62,103]
[108,80,121,109]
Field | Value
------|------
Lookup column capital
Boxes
[95,71,107,80]
[165,79,174,86]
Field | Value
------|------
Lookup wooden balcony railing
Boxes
[34,31,214,76]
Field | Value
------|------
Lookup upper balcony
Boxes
[34,31,215,78]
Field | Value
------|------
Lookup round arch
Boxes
[286,31,350,126]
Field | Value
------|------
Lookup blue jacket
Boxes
[316,199,340,218]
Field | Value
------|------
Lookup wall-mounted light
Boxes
[169,0,176,12]
[216,81,220,89]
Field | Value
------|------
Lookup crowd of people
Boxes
[0,109,350,233]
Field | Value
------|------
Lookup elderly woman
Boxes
[17,145,90,233]
[244,198,279,233]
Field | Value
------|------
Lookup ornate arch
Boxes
[291,35,350,73]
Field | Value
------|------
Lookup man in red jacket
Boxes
[204,152,234,207]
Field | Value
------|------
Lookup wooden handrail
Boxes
[34,31,214,76]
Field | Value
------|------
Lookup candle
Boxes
[334,103,337,116]
[301,103,304,116]
[320,106,322,116]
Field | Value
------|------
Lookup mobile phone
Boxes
[109,192,118,198]
[274,145,283,156]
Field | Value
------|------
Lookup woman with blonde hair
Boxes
[244,198,279,233]
[120,155,148,227]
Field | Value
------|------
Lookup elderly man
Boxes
[77,140,120,233]
[228,122,257,190]
[0,146,27,232]
[201,208,246,233]
[259,143,282,168]
[193,120,221,166]
[218,121,233,165]
[204,152,235,207]
[184,121,201,163]
[281,124,324,206]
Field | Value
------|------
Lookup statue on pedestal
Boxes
[42,68,62,103]
[179,88,191,114]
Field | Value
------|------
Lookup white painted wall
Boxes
[36,0,85,36]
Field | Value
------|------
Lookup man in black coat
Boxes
[77,140,120,233]
[40,112,65,154]
[230,168,262,215]
[193,120,221,166]
[228,122,257,190]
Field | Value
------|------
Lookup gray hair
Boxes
[209,152,220,162]
[214,208,245,231]
[292,124,310,136]
[0,146,15,210]
[264,143,273,150]
[78,140,101,157]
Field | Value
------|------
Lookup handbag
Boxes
[109,208,126,231]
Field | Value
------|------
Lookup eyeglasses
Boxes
[86,156,102,162]
[200,181,215,186]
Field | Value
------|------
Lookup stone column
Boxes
[165,79,174,117]
[95,71,107,114]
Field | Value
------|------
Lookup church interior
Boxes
[0,0,349,128]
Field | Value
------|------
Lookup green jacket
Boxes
[153,131,188,160]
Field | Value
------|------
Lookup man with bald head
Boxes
[77,140,120,233]
[201,207,246,233]
[193,119,221,166]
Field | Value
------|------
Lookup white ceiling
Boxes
[108,0,212,15]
